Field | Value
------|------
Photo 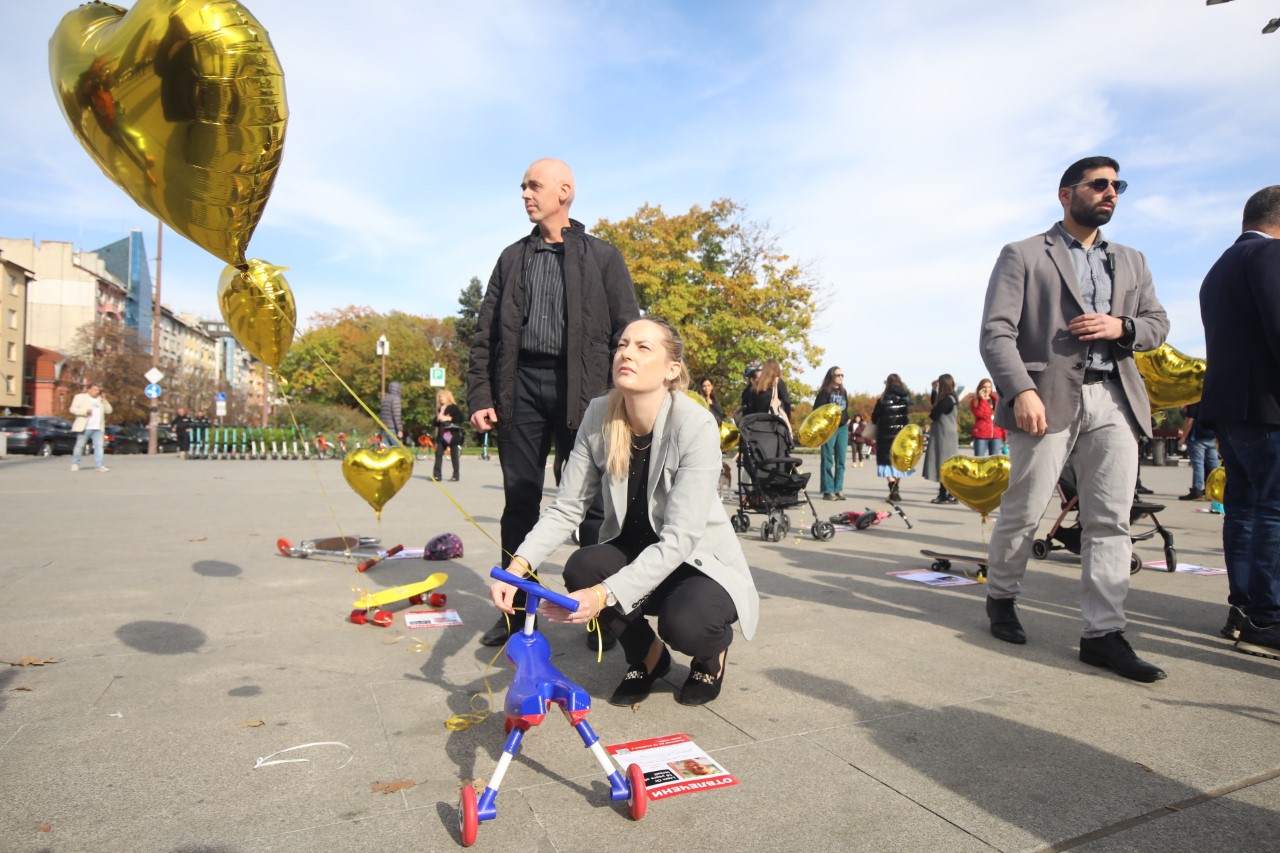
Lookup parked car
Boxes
[0,416,77,456]
[103,425,143,455]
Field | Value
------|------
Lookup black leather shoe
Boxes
[608,646,671,706]
[479,613,526,647]
[1220,605,1247,640]
[1135,484,1154,495]
[1236,620,1280,660]
[676,651,726,706]
[1178,488,1205,501]
[986,597,1026,644]
[1079,631,1167,682]
[587,626,617,652]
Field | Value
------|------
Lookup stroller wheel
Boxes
[1031,539,1050,560]
[780,513,791,538]
[812,522,835,541]
[1129,552,1142,575]
[1164,546,1177,573]
[731,513,749,533]
[760,520,773,541]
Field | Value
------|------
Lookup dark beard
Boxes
[1071,196,1114,229]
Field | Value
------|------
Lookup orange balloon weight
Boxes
[342,447,415,519]
[798,404,842,448]
[49,0,288,266]
[1135,344,1206,410]
[218,260,296,370]
[890,424,925,472]
[939,455,1011,519]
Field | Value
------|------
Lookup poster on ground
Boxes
[605,733,739,801]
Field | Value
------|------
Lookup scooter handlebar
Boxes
[489,567,580,613]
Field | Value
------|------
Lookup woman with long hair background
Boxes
[922,373,960,503]
[871,373,912,503]
[813,366,851,500]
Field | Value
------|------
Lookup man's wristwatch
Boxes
[601,583,617,607]
[1121,316,1136,342]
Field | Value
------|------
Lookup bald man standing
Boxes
[468,158,640,648]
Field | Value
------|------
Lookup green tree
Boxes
[592,199,824,401]
[278,307,465,438]
[455,276,483,387]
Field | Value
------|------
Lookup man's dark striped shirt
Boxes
[520,239,567,357]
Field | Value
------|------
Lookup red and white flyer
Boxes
[605,733,739,801]
[403,609,463,629]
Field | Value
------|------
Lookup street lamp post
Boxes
[376,334,389,398]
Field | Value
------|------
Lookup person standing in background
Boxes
[171,406,193,459]
[813,366,850,500]
[968,378,1002,456]
[379,380,404,447]
[1176,402,1218,501]
[850,413,870,468]
[69,383,112,472]
[433,389,464,482]
[923,373,959,503]
[871,374,912,503]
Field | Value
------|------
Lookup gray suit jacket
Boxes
[979,225,1169,437]
[514,390,759,640]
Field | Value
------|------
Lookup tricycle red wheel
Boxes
[627,763,647,820]
[458,784,478,846]
[276,538,293,557]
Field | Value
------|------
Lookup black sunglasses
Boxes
[1070,178,1127,195]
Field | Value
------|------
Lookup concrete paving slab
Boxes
[0,453,1275,853]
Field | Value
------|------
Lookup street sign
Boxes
[429,366,446,388]
[216,400,227,418]
[216,392,227,402]
[144,367,164,384]
[145,383,162,399]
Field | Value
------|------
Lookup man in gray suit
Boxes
[979,156,1170,682]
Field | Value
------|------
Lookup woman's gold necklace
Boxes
[631,436,652,451]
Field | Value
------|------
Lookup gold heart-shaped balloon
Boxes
[890,423,925,472]
[342,447,415,519]
[686,390,710,410]
[50,0,288,266]
[1205,465,1226,504]
[797,404,842,448]
[940,454,1011,519]
[1134,344,1206,410]
[719,421,740,453]
[218,259,295,369]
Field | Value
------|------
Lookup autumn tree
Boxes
[278,306,465,437]
[592,199,825,401]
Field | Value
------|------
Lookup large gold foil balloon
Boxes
[939,455,1011,519]
[719,421,740,453]
[797,404,842,448]
[1205,466,1226,504]
[686,391,710,410]
[890,424,925,472]
[1135,344,1206,410]
[218,260,295,369]
[343,447,415,519]
[50,0,288,266]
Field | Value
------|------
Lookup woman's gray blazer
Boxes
[514,390,759,640]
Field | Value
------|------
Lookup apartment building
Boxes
[0,250,34,412]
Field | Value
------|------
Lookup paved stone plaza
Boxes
[1,451,1277,852]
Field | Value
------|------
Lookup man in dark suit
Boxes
[467,158,640,648]
[1198,186,1280,659]
[979,156,1170,682]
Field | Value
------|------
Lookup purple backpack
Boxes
[426,533,464,561]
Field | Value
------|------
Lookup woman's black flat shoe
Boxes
[608,646,671,706]
[677,652,726,706]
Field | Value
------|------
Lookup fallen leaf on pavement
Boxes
[37,824,51,832]
[239,719,266,728]
[10,686,33,692]
[8,657,62,667]
[189,537,208,542]
[371,779,416,794]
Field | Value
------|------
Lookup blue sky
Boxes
[3,0,1277,395]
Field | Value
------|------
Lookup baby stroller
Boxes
[1032,465,1177,573]
[730,413,835,541]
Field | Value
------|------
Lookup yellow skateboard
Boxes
[350,572,448,626]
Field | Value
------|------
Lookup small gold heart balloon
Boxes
[1135,344,1206,410]
[719,421,740,453]
[940,454,1011,519]
[890,424,925,472]
[342,447,415,519]
[49,0,288,266]
[686,391,710,410]
[1205,465,1226,504]
[797,404,842,448]
[217,260,295,370]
